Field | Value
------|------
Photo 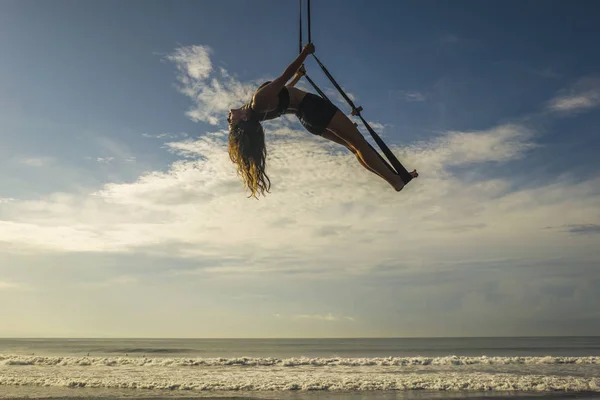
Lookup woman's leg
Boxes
[323,110,406,191]
[320,129,386,180]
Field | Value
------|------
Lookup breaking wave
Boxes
[0,372,599,392]
[1,354,598,367]
[1,354,599,393]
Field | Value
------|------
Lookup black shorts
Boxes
[295,93,340,136]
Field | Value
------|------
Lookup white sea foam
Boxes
[1,354,599,393]
[1,355,598,367]
[0,369,598,392]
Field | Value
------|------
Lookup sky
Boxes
[0,0,599,338]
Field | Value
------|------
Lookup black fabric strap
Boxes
[304,75,330,101]
[307,0,312,44]
[298,0,303,54]
[358,115,413,184]
[300,0,412,183]
[299,0,330,102]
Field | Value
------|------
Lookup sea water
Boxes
[0,337,599,399]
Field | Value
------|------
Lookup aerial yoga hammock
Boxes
[227,0,418,198]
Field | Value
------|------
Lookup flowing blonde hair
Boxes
[228,110,271,198]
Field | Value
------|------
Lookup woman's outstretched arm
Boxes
[286,64,306,88]
[252,44,314,111]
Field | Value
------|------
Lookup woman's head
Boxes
[227,105,271,198]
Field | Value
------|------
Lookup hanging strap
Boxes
[307,0,312,45]
[301,0,413,184]
[298,0,330,102]
[312,54,413,184]
[298,0,303,54]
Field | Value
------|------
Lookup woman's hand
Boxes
[297,64,307,76]
[302,43,315,55]
[256,44,315,105]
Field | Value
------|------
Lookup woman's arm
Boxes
[286,64,306,87]
[252,44,314,112]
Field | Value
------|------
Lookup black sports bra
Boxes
[252,81,290,121]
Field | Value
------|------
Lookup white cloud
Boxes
[1,44,599,337]
[548,77,600,113]
[294,313,355,322]
[362,121,386,132]
[0,281,31,292]
[96,157,115,164]
[0,47,597,281]
[142,132,188,140]
[0,118,597,282]
[162,45,363,127]
[0,281,19,290]
[551,94,599,112]
[325,86,357,107]
[87,275,138,288]
[388,90,427,103]
[18,157,54,167]
[167,45,212,81]
[401,91,427,102]
[409,123,538,173]
[165,45,257,125]
[94,136,136,161]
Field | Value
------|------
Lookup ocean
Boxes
[0,337,598,399]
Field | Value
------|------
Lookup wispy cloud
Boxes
[0,281,20,290]
[548,77,600,113]
[18,157,54,167]
[164,45,256,125]
[87,275,139,288]
[401,91,427,102]
[142,132,189,140]
[1,44,599,337]
[162,45,363,126]
[294,313,355,322]
[0,45,598,286]
[0,117,597,282]
[325,87,357,107]
[87,136,138,167]
[409,123,537,172]
[84,156,136,165]
[389,89,427,103]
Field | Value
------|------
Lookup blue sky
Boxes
[1,0,599,338]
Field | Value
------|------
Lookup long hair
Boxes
[228,109,271,199]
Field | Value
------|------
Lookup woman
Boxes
[227,43,418,198]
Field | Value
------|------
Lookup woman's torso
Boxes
[286,86,308,111]
[252,83,308,121]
